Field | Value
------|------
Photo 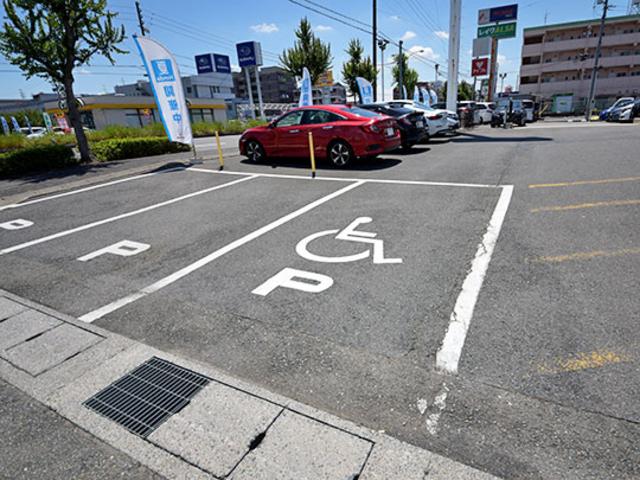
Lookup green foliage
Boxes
[1,109,45,127]
[0,144,76,176]
[0,0,127,162]
[0,0,126,83]
[439,80,475,101]
[86,123,164,142]
[391,53,419,99]
[341,39,377,102]
[0,133,27,151]
[91,137,190,162]
[279,17,332,84]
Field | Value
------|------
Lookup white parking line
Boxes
[0,166,186,212]
[435,185,514,374]
[188,167,501,189]
[0,175,256,256]
[79,181,365,323]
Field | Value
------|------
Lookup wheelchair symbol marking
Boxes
[295,217,402,264]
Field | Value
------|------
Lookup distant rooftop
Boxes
[524,14,640,33]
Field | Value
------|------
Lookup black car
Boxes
[359,104,428,149]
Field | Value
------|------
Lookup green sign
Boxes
[478,22,516,39]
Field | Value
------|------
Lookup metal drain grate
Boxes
[83,357,210,437]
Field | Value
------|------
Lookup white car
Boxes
[25,127,47,138]
[384,100,450,136]
[475,102,495,124]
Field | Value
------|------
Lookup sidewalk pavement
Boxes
[0,289,499,479]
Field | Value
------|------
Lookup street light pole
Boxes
[585,0,609,121]
[372,0,378,101]
[499,72,507,93]
[378,39,389,101]
[398,40,404,99]
[446,0,462,111]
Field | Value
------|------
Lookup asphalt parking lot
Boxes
[1,122,639,479]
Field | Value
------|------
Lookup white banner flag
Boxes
[134,35,192,145]
[356,77,374,104]
[429,88,438,105]
[299,67,313,107]
[413,86,420,103]
[420,88,430,107]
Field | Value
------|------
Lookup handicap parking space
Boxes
[92,180,499,361]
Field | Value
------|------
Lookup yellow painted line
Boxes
[531,198,640,213]
[532,247,640,263]
[528,176,640,189]
[537,350,630,374]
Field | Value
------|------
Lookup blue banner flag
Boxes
[10,116,20,133]
[1,117,9,135]
[133,35,192,145]
[43,112,53,132]
[23,115,32,134]
[420,88,430,107]
[356,77,374,104]
[299,67,313,107]
[413,86,420,103]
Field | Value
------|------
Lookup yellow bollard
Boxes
[308,130,316,178]
[215,130,224,171]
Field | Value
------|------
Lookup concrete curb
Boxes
[0,289,500,479]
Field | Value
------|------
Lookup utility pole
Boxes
[378,39,389,101]
[135,1,147,36]
[487,37,498,101]
[372,0,378,101]
[398,40,404,99]
[585,0,609,121]
[434,63,439,85]
[446,0,461,111]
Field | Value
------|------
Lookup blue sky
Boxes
[0,0,624,99]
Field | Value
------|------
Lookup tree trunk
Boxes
[63,77,91,163]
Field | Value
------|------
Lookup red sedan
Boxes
[239,105,401,167]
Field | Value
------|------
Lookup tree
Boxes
[341,39,376,103]
[279,17,332,84]
[391,53,418,99]
[0,0,125,161]
[440,80,475,101]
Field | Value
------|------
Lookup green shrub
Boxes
[0,144,77,177]
[92,137,190,162]
[0,133,27,152]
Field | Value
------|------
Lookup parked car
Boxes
[600,97,634,121]
[457,101,482,126]
[359,104,428,149]
[521,100,536,122]
[607,99,640,123]
[238,105,401,167]
[475,102,495,124]
[383,100,452,136]
[25,127,47,138]
[432,102,461,131]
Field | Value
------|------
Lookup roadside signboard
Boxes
[236,41,263,67]
[478,22,517,39]
[472,58,489,77]
[489,4,518,22]
[478,8,491,25]
[314,70,334,88]
[195,54,214,74]
[213,54,231,73]
[473,37,491,57]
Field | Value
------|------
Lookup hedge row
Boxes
[0,144,77,176]
[92,137,191,162]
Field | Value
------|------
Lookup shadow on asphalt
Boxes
[240,156,402,171]
[451,132,553,143]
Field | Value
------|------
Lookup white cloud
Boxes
[400,30,417,41]
[390,15,400,21]
[314,25,333,32]
[434,31,449,40]
[408,45,439,61]
[250,23,279,34]
[498,54,510,65]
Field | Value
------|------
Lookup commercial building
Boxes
[116,72,235,101]
[44,94,228,130]
[519,14,640,112]
[0,92,58,114]
[233,66,297,104]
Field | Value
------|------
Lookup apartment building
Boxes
[519,14,640,111]
[233,66,297,104]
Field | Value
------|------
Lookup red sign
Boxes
[472,58,489,77]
